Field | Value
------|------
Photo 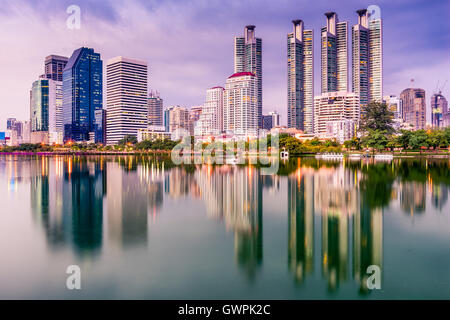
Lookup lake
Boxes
[0,154,449,299]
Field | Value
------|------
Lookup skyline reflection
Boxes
[1,154,449,297]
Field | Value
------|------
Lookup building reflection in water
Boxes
[287,165,314,284]
[196,165,263,279]
[15,154,448,294]
[315,166,356,291]
[30,156,105,256]
[286,161,384,294]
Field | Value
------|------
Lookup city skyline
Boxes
[0,0,449,131]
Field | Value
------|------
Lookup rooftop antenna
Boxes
[439,80,447,94]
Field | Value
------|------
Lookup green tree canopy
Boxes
[359,101,395,134]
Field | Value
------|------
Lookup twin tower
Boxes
[286,10,383,133]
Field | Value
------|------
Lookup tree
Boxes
[397,130,412,150]
[408,130,428,152]
[343,137,361,150]
[118,135,138,146]
[361,129,389,153]
[359,101,395,134]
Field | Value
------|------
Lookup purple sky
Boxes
[0,0,449,130]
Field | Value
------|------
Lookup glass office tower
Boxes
[62,47,103,142]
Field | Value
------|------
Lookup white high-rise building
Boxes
[195,86,224,137]
[314,91,359,138]
[223,72,258,137]
[48,80,63,144]
[369,16,383,103]
[268,111,280,127]
[106,56,148,145]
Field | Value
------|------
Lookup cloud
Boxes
[0,0,448,130]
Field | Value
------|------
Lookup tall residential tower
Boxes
[287,20,314,132]
[321,12,348,94]
[352,9,383,108]
[234,26,262,128]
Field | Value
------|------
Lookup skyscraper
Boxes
[287,20,314,132]
[368,13,383,103]
[352,10,370,109]
[62,47,102,142]
[223,72,258,137]
[47,80,63,144]
[30,79,49,133]
[147,90,163,126]
[44,55,68,82]
[321,12,348,94]
[234,26,262,128]
[431,92,448,128]
[106,56,148,145]
[31,78,59,144]
[400,88,426,130]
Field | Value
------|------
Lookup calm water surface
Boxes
[0,154,449,299]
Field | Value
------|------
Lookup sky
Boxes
[0,0,449,130]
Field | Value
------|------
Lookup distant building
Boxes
[384,95,403,130]
[148,90,163,126]
[430,92,448,128]
[22,121,31,143]
[400,88,426,130]
[48,80,63,144]
[95,109,107,144]
[261,115,273,131]
[235,26,262,128]
[106,56,148,145]
[261,112,280,131]
[164,106,174,132]
[325,120,357,143]
[167,106,189,135]
[44,55,68,82]
[223,72,258,137]
[314,91,359,138]
[30,79,50,143]
[287,20,314,132]
[195,86,224,137]
[63,47,103,142]
[269,111,280,127]
[6,118,16,130]
[137,126,171,142]
[189,106,203,135]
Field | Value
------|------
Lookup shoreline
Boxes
[1,151,449,158]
